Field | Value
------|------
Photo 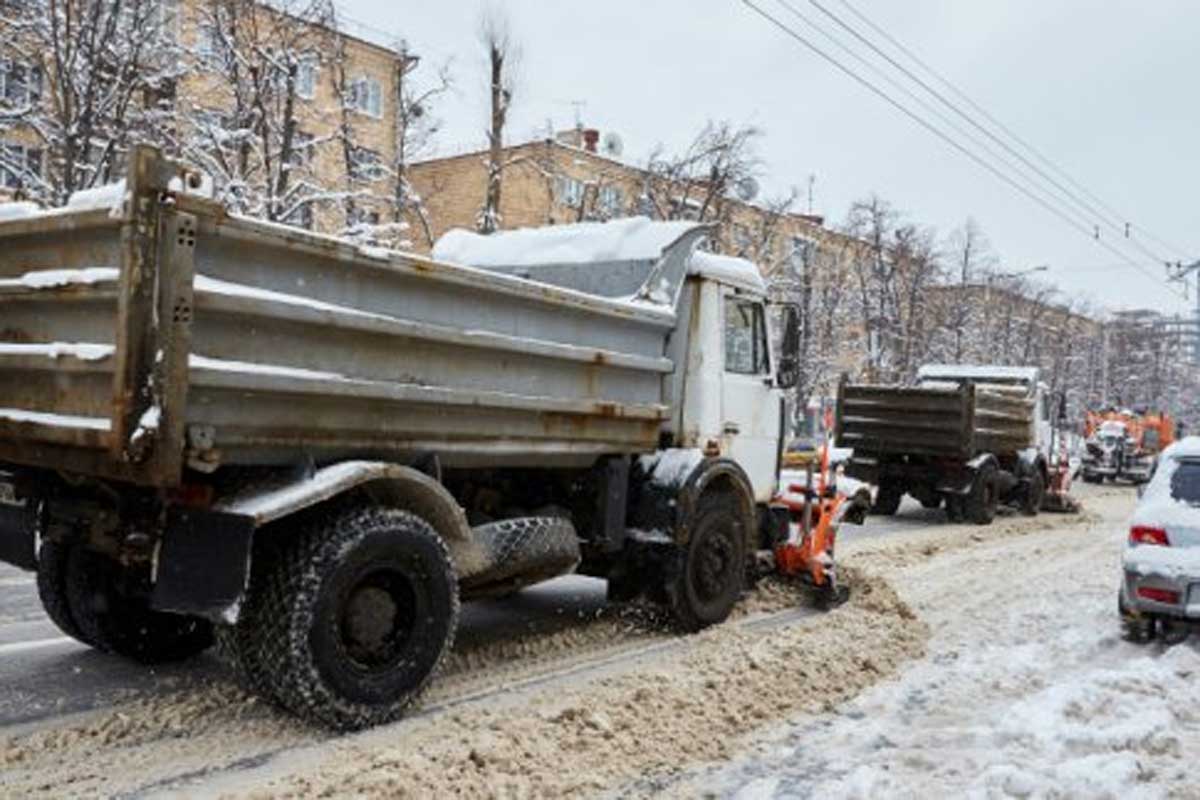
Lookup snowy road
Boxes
[2,484,1181,798]
[670,485,1200,799]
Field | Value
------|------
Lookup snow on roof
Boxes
[432,217,703,268]
[918,364,1039,383]
[689,251,766,294]
[1160,436,1200,461]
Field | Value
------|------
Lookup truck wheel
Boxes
[665,491,746,632]
[64,547,213,663]
[257,507,459,731]
[214,537,283,704]
[966,464,999,525]
[871,485,902,516]
[1021,471,1045,516]
[36,540,97,647]
[460,516,580,599]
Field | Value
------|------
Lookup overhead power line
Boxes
[828,0,1195,264]
[802,0,1170,269]
[739,0,1185,299]
[771,0,1104,240]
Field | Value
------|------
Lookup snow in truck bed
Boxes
[432,217,766,294]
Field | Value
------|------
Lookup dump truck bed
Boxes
[0,149,700,487]
[836,380,1035,461]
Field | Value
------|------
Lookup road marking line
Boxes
[0,636,74,656]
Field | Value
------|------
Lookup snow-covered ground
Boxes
[679,488,1200,799]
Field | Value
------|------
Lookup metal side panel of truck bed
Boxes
[836,380,1035,460]
[0,148,700,487]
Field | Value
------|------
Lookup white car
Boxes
[1120,437,1200,641]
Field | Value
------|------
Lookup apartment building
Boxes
[0,0,410,237]
[406,126,846,277]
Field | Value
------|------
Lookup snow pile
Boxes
[0,407,111,431]
[637,449,704,488]
[432,217,702,268]
[66,180,128,218]
[0,342,114,361]
[1124,545,1200,579]
[0,202,40,221]
[689,251,766,294]
[0,267,118,290]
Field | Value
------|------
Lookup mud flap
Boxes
[151,506,254,624]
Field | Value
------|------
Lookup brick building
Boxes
[0,0,411,236]
[406,126,847,278]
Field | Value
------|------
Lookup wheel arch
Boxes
[678,458,758,552]
[173,461,481,625]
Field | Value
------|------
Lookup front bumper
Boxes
[1122,569,1200,620]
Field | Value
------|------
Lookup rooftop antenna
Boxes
[552,99,587,129]
[806,174,816,214]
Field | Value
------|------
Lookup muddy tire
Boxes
[256,506,459,731]
[461,516,580,599]
[63,547,213,663]
[665,491,746,632]
[1021,470,1045,516]
[36,539,96,647]
[965,463,999,526]
[214,536,283,703]
[872,485,903,516]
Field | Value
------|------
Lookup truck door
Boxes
[721,293,782,502]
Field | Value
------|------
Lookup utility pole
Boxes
[1167,259,1200,364]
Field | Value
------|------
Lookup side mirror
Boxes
[776,304,801,390]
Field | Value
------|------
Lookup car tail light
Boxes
[1130,526,1170,546]
[1136,586,1180,605]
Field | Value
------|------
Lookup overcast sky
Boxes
[340,0,1199,316]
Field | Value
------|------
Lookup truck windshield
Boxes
[1169,460,1200,506]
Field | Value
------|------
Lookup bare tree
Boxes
[941,219,995,363]
[0,0,182,205]
[180,0,345,225]
[393,45,452,247]
[476,5,518,234]
[641,121,762,232]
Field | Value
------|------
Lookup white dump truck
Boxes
[0,148,837,729]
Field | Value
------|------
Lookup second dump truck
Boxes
[836,365,1053,524]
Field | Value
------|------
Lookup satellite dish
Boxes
[602,131,624,157]
[735,176,760,202]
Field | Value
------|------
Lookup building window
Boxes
[347,205,382,231]
[0,61,42,107]
[598,185,624,217]
[288,131,315,169]
[348,145,385,181]
[196,24,232,70]
[282,201,314,231]
[348,76,383,118]
[296,56,318,100]
[733,224,754,257]
[724,299,769,375]
[0,142,42,189]
[554,175,584,207]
